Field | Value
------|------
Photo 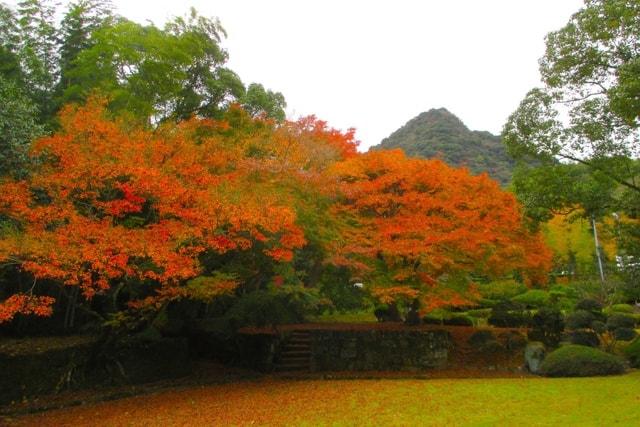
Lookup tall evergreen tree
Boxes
[15,0,58,124]
[57,0,114,105]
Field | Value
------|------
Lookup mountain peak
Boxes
[371,109,513,185]
[412,108,468,131]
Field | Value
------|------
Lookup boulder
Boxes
[524,341,546,374]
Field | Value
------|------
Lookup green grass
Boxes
[18,372,640,426]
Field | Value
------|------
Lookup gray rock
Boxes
[524,341,546,374]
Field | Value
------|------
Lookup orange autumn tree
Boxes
[0,100,308,323]
[328,149,552,311]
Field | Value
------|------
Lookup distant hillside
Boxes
[372,108,514,185]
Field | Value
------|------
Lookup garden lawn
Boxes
[12,372,640,426]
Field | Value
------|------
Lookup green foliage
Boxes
[513,163,616,225]
[540,345,626,377]
[224,285,322,328]
[613,327,637,341]
[565,310,596,330]
[307,310,377,323]
[488,301,531,328]
[624,337,640,368]
[608,303,635,314]
[503,0,640,251]
[0,2,285,128]
[466,308,492,319]
[606,313,636,331]
[478,279,528,301]
[317,265,369,313]
[576,298,604,314]
[56,0,114,108]
[568,330,600,348]
[241,83,286,122]
[529,307,564,347]
[511,289,550,308]
[443,315,474,327]
[373,108,515,185]
[0,75,43,177]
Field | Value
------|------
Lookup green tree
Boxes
[56,0,114,106]
[0,3,23,85]
[503,0,640,193]
[64,8,285,124]
[15,0,58,123]
[242,83,287,122]
[0,76,43,178]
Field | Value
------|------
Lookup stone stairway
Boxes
[274,330,312,372]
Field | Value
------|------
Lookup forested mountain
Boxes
[372,108,515,185]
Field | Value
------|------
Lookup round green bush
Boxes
[529,307,564,347]
[610,303,635,314]
[607,313,637,331]
[624,337,640,368]
[511,289,550,308]
[565,310,595,330]
[591,320,607,334]
[575,299,603,313]
[568,330,600,347]
[540,345,626,377]
[613,327,637,341]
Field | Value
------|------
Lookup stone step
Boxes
[274,363,310,372]
[279,355,310,362]
[280,350,312,357]
[284,343,311,350]
[288,336,311,342]
[290,333,311,338]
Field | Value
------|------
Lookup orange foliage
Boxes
[0,100,311,319]
[0,97,549,322]
[0,293,55,323]
[329,150,552,309]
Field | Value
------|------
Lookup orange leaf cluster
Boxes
[0,293,55,323]
[0,101,356,318]
[329,150,552,308]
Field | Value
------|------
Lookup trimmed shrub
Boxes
[478,298,499,308]
[443,315,474,327]
[374,304,402,322]
[539,345,626,377]
[569,330,600,347]
[591,320,607,334]
[488,301,530,328]
[576,298,604,314]
[565,310,595,330]
[606,314,637,331]
[422,309,450,325]
[613,327,637,341]
[610,303,635,314]
[422,316,444,325]
[512,289,550,308]
[529,307,564,347]
[466,308,492,319]
[624,337,640,368]
[479,280,528,300]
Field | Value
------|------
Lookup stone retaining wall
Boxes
[311,329,451,371]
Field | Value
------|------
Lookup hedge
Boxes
[539,345,626,377]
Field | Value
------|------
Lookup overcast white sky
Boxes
[10,0,586,150]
